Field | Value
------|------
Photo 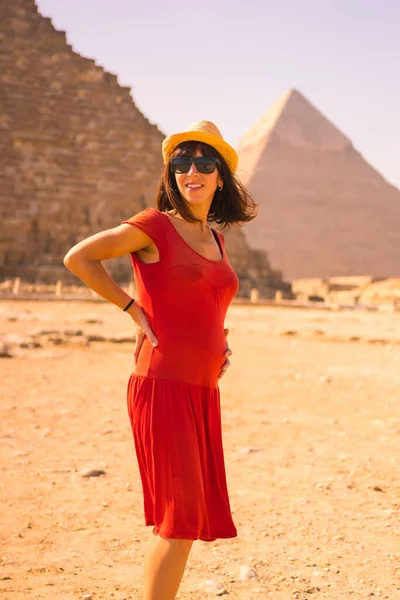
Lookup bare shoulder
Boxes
[64,214,154,263]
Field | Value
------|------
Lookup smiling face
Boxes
[173,146,223,209]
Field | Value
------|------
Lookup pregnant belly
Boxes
[134,332,226,388]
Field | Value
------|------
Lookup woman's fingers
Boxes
[218,366,228,378]
[135,317,158,347]
[133,328,145,365]
[224,329,229,349]
[218,356,231,378]
[219,330,232,377]
[128,303,158,347]
[142,328,158,347]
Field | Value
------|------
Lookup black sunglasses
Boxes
[170,156,221,175]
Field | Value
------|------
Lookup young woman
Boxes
[64,120,256,600]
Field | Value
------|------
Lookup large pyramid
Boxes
[238,89,400,280]
[0,0,286,296]
[0,0,164,282]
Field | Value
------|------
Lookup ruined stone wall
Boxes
[0,0,164,282]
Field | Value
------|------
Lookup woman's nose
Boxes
[187,160,200,175]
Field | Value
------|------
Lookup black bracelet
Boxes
[123,298,135,311]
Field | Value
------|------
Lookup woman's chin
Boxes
[182,193,212,206]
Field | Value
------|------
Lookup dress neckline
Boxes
[157,209,225,264]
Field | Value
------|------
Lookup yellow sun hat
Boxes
[162,120,238,173]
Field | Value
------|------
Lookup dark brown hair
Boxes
[156,141,257,229]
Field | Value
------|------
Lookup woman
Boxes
[63,120,256,600]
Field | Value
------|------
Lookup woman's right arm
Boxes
[63,223,158,346]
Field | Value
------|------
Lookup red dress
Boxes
[121,207,239,542]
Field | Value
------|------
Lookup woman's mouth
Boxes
[186,183,204,191]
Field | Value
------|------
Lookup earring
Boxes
[218,184,223,191]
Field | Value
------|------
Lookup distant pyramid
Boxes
[238,89,400,280]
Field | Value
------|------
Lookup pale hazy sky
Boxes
[36,0,399,188]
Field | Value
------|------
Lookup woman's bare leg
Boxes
[143,529,194,600]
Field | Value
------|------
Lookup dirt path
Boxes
[1,301,400,599]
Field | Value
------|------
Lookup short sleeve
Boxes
[121,207,166,259]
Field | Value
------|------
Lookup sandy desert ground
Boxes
[1,300,400,600]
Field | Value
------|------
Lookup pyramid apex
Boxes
[278,88,305,102]
[237,89,351,154]
[287,87,303,95]
[285,87,301,96]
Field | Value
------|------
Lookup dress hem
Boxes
[146,522,237,542]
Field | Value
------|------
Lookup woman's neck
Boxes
[168,207,210,232]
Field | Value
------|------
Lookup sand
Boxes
[1,300,400,599]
